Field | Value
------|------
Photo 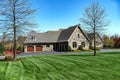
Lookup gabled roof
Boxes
[24,30,62,43]
[87,33,103,42]
[87,33,94,40]
[57,25,76,42]
[57,24,90,42]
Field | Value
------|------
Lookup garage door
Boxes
[27,46,34,52]
[36,46,42,52]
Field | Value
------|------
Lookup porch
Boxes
[53,42,68,52]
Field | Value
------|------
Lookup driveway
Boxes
[100,49,120,52]
[16,51,86,57]
[14,49,120,58]
[1,49,120,59]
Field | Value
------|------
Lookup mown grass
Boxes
[0,52,120,80]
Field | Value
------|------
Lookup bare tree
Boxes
[0,0,36,59]
[81,2,109,56]
[0,32,11,46]
[17,36,27,45]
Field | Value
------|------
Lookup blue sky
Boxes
[30,0,120,35]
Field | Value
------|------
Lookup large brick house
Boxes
[24,24,103,52]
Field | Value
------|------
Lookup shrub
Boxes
[87,49,93,52]
[89,45,94,50]
[0,43,5,55]
[68,46,72,51]
[103,45,107,48]
[96,47,100,51]
[89,46,100,51]
[17,46,23,52]
[78,45,83,50]
[74,50,80,52]
[4,51,13,61]
[81,49,93,52]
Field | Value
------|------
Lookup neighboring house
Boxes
[24,24,103,52]
[87,33,103,48]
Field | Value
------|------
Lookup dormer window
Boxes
[77,34,80,39]
[31,36,36,40]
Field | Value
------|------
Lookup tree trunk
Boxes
[13,25,16,59]
[13,1,16,59]
[94,25,96,56]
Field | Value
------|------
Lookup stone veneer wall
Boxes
[68,26,89,50]
[91,35,103,48]
[42,45,53,52]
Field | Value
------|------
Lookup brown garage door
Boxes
[27,46,34,52]
[36,46,42,52]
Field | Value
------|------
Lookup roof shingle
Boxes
[57,25,76,42]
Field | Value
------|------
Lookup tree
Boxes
[110,33,119,40]
[103,35,114,47]
[81,1,109,56]
[110,34,120,48]
[0,0,36,59]
[0,33,9,46]
[113,37,120,48]
[17,36,26,45]
[0,43,5,55]
[0,32,12,46]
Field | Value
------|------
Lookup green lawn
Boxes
[0,52,120,80]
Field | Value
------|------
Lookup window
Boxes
[31,36,33,40]
[31,36,35,40]
[77,34,80,39]
[46,44,50,47]
[73,42,77,48]
[81,42,85,47]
